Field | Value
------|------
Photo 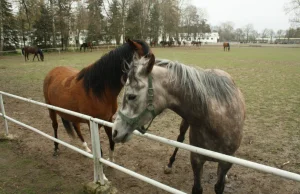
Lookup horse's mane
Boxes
[77,40,150,98]
[155,59,238,111]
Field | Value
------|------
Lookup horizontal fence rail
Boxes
[0,91,299,194]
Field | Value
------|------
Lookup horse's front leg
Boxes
[73,122,91,153]
[32,54,36,61]
[104,120,115,162]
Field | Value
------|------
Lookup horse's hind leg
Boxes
[214,162,232,194]
[191,153,205,194]
[49,109,59,156]
[164,119,189,174]
[104,122,115,162]
[73,122,91,153]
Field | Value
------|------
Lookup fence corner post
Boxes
[84,119,117,194]
[0,93,10,138]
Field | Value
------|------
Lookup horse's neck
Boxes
[152,66,202,121]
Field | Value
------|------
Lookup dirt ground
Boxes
[1,98,299,194]
[1,48,300,194]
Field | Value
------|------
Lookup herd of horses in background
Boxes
[20,41,230,62]
[153,40,203,47]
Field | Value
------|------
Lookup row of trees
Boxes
[0,0,211,51]
[1,0,299,51]
[214,22,300,43]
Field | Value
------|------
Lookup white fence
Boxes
[0,91,300,194]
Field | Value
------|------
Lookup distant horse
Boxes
[223,42,230,51]
[43,39,153,160]
[192,41,202,47]
[22,46,44,61]
[113,57,245,194]
[150,40,157,47]
[80,42,93,52]
[160,40,174,47]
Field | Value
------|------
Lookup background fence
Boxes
[0,91,299,194]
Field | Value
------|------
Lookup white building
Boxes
[158,32,220,44]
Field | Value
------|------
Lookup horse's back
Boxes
[193,68,246,154]
[223,42,230,47]
[43,66,79,104]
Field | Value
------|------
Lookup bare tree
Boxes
[284,0,300,24]
[277,29,285,40]
[243,23,254,43]
[75,1,88,47]
[235,28,244,42]
[218,21,235,41]
[49,0,56,47]
[261,28,269,42]
[268,29,275,43]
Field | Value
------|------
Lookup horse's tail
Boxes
[61,117,75,137]
[21,48,24,55]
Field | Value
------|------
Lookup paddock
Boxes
[0,46,299,193]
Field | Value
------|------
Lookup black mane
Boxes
[77,40,150,98]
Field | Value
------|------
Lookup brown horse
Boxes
[192,41,202,47]
[22,46,44,61]
[223,42,230,51]
[80,42,93,52]
[43,39,153,158]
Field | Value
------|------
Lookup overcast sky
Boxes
[191,0,291,32]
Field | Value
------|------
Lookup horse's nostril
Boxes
[113,130,118,138]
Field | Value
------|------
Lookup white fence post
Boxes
[90,120,105,185]
[0,94,9,136]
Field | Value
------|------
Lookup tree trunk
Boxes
[0,5,3,54]
[50,0,56,47]
[121,0,126,43]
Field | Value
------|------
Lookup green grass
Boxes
[0,46,299,167]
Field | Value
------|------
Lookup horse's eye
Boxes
[128,94,136,101]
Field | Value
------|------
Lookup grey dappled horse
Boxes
[112,54,245,194]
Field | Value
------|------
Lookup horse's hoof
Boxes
[225,175,229,183]
[53,150,60,157]
[164,165,172,174]
[103,174,108,182]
